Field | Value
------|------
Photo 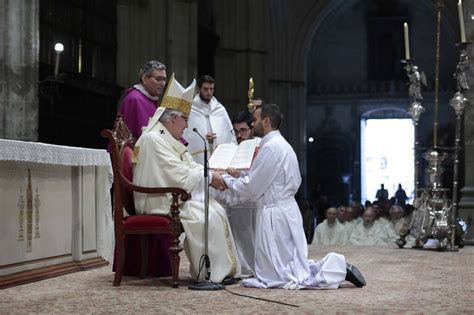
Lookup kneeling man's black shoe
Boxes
[221,276,239,285]
[345,263,366,287]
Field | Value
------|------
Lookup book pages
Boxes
[208,138,258,169]
[229,139,258,169]
[208,143,238,169]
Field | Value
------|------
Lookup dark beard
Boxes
[199,94,211,103]
[253,124,263,138]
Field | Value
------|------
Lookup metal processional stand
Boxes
[397,0,471,251]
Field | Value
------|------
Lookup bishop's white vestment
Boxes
[223,130,347,289]
[133,122,241,282]
[183,95,236,165]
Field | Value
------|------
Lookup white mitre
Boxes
[140,73,196,137]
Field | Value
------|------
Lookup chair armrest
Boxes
[119,172,190,202]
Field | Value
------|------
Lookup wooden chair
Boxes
[101,115,190,288]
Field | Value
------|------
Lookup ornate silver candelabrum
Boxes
[395,60,427,249]
[448,41,471,249]
[421,150,451,248]
[399,43,471,250]
[401,149,452,249]
[404,61,427,197]
[397,0,469,250]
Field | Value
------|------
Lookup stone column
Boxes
[287,84,308,198]
[213,0,267,115]
[264,0,309,198]
[458,1,474,244]
[0,0,39,141]
[116,0,198,89]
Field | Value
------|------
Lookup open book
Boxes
[208,138,259,170]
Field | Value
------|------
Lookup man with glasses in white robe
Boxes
[223,109,261,277]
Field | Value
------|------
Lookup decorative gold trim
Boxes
[132,146,140,164]
[190,150,205,156]
[160,96,191,116]
[218,209,238,276]
[34,188,41,239]
[26,169,33,253]
[17,188,25,241]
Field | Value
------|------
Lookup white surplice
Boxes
[133,122,241,282]
[340,220,357,244]
[223,130,347,289]
[225,200,257,277]
[348,221,386,246]
[379,220,416,247]
[312,220,348,245]
[217,137,261,277]
[183,95,236,165]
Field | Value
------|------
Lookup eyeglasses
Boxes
[180,116,189,123]
[231,127,252,135]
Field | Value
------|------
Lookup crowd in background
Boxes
[299,185,416,247]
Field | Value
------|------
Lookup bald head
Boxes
[363,207,377,227]
[325,207,337,225]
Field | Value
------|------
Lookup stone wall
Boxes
[0,0,39,141]
[116,0,198,91]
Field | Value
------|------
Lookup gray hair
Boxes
[139,60,166,83]
[159,108,183,123]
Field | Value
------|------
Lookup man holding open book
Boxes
[213,109,262,277]
[222,103,366,289]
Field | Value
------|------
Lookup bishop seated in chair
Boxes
[132,74,241,283]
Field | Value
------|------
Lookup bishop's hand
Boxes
[210,171,227,191]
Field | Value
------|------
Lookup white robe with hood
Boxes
[183,94,236,165]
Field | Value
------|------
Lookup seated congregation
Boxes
[311,201,415,247]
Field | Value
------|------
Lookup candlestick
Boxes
[247,77,255,111]
[458,0,466,43]
[404,23,410,59]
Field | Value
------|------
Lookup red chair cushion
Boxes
[120,145,136,215]
[123,215,172,231]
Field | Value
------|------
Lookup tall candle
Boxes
[458,0,467,43]
[404,23,410,60]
